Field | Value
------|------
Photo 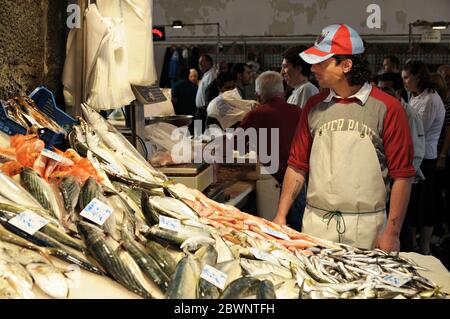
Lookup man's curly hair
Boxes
[333,54,371,86]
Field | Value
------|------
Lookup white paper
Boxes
[159,215,181,232]
[8,211,49,235]
[41,148,63,162]
[382,274,412,288]
[80,198,113,226]
[105,163,123,175]
[200,264,228,290]
[259,224,290,240]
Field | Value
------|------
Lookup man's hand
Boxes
[272,214,287,226]
[375,232,400,252]
[436,157,446,170]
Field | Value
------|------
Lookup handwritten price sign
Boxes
[259,224,290,240]
[382,274,411,288]
[80,198,113,226]
[159,215,181,232]
[200,265,228,290]
[8,211,49,235]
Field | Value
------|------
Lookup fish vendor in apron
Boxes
[273,24,416,252]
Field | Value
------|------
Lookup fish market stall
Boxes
[0,92,449,300]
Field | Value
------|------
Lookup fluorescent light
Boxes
[432,25,447,30]
[172,20,183,29]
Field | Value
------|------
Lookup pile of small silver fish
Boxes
[0,105,448,299]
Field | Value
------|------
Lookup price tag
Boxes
[159,215,181,232]
[382,274,411,288]
[105,163,123,175]
[80,198,113,226]
[258,224,290,240]
[249,247,280,265]
[200,264,228,290]
[8,211,49,235]
[41,148,63,162]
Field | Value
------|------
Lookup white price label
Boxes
[80,198,113,226]
[8,211,49,235]
[382,274,411,288]
[105,163,123,175]
[41,148,63,162]
[259,224,290,240]
[200,264,228,290]
[249,247,280,265]
[159,215,181,232]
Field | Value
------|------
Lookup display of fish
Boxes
[81,104,166,183]
[76,221,153,298]
[0,104,448,300]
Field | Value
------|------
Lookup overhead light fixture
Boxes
[432,21,449,30]
[172,20,183,29]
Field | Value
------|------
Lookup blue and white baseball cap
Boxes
[300,24,365,64]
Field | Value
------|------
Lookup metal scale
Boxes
[131,84,213,192]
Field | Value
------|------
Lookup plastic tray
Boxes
[29,87,77,148]
[0,87,77,149]
[29,86,77,130]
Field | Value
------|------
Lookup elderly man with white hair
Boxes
[235,71,306,229]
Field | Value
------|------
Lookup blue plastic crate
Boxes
[28,86,78,149]
[29,86,77,130]
[0,100,27,136]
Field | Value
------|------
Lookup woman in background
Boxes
[402,61,445,255]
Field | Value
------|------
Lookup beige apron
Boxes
[302,112,387,249]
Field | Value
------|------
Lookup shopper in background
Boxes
[206,72,238,129]
[274,24,415,252]
[383,55,401,74]
[281,46,319,109]
[205,61,233,107]
[189,68,199,86]
[437,64,450,88]
[402,60,446,255]
[171,68,198,117]
[193,54,217,134]
[231,63,253,99]
[234,71,303,229]
[431,73,450,245]
[378,72,425,180]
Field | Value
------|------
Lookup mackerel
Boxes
[77,221,153,298]
[20,168,63,222]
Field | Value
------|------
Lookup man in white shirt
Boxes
[196,55,216,108]
[193,54,217,133]
[281,46,319,108]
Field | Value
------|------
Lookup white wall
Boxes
[152,0,450,79]
[153,0,450,36]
